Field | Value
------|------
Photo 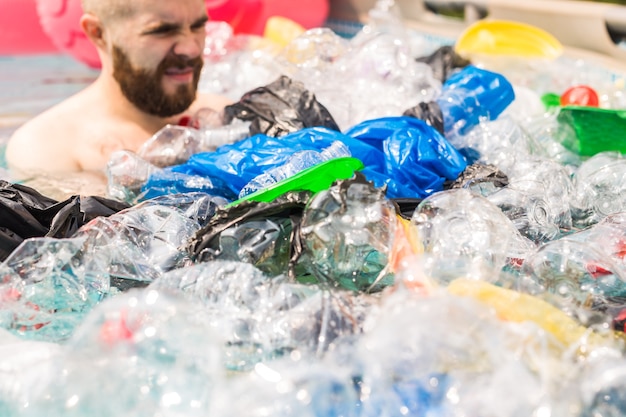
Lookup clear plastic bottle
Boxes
[238,141,351,198]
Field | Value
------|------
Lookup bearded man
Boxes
[6,0,230,175]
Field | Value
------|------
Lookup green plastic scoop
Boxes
[557,106,626,156]
[227,157,365,207]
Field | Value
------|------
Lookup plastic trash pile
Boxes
[3,2,626,416]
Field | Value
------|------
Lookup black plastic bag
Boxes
[416,45,471,83]
[402,101,445,134]
[223,75,340,137]
[0,181,129,261]
[187,191,311,277]
[445,163,509,192]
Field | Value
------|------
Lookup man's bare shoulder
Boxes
[6,100,83,174]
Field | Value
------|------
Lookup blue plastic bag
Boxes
[142,117,466,200]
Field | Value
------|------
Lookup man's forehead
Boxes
[131,0,207,24]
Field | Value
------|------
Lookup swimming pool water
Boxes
[0,54,97,142]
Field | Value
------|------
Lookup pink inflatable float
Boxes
[0,0,57,55]
[0,0,329,68]
[37,0,101,68]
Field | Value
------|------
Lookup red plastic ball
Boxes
[560,85,600,107]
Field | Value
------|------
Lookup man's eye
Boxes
[147,26,177,35]
[191,19,209,31]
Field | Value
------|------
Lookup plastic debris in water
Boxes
[299,174,396,292]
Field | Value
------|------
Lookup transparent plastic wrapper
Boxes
[487,182,566,243]
[571,152,626,228]
[501,84,546,123]
[197,117,250,150]
[278,13,444,131]
[0,193,225,342]
[23,289,223,417]
[411,189,536,277]
[107,124,250,204]
[519,238,626,328]
[299,175,397,292]
[265,282,376,356]
[308,29,442,130]
[137,125,206,168]
[491,55,626,110]
[519,109,583,168]
[151,261,279,371]
[276,27,349,78]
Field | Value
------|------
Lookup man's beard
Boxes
[112,45,203,118]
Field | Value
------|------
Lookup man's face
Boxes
[108,0,208,117]
[112,45,203,117]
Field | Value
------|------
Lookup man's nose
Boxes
[172,32,204,58]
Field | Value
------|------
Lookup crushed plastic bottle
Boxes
[299,175,397,292]
[411,188,536,277]
[571,152,626,228]
[239,141,351,198]
[519,238,626,326]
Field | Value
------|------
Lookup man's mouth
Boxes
[164,67,195,82]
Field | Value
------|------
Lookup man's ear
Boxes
[80,13,107,49]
